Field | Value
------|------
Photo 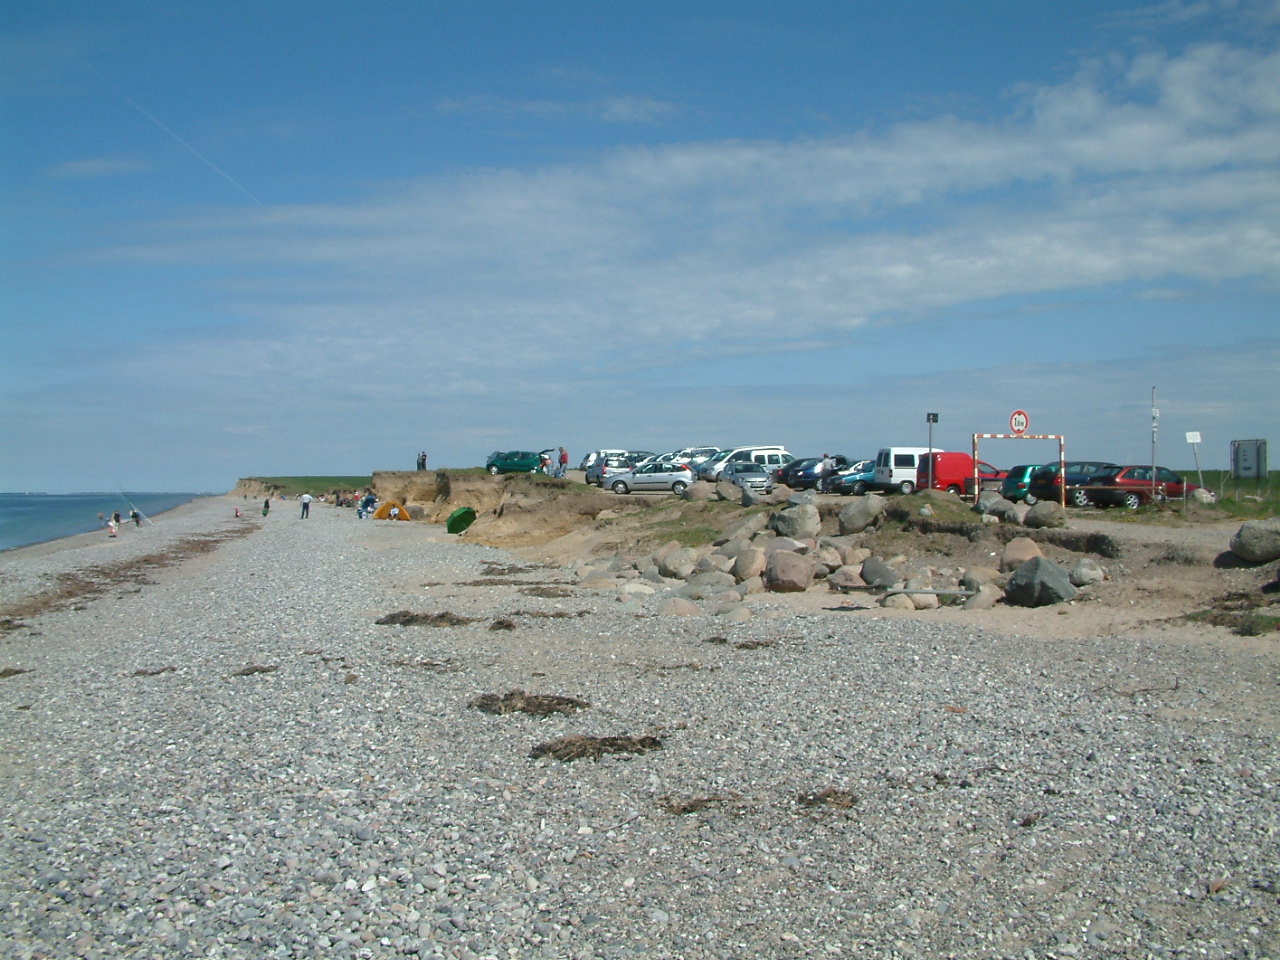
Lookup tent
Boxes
[372,500,411,521]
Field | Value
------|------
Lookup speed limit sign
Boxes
[1009,409,1029,435]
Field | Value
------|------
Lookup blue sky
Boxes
[2,0,1278,492]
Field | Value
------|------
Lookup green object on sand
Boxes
[446,507,477,534]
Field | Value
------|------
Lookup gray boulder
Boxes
[678,571,739,601]
[787,490,818,507]
[681,480,715,501]
[985,497,1021,523]
[1004,557,1079,607]
[838,494,886,534]
[960,566,1002,592]
[826,566,866,593]
[771,503,821,540]
[719,512,770,543]
[860,556,900,588]
[880,592,915,609]
[764,550,816,592]
[1229,517,1280,563]
[658,597,704,617]
[1024,501,1067,529]
[715,479,742,502]
[963,584,1003,610]
[763,536,805,556]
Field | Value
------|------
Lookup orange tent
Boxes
[372,500,411,521]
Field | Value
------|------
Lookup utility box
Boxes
[1231,439,1268,479]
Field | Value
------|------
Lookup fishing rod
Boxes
[115,485,155,526]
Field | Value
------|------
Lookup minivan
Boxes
[872,447,938,494]
[699,445,790,481]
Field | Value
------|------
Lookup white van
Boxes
[873,446,939,494]
[702,445,791,480]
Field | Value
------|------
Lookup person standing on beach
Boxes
[130,509,141,527]
[558,447,569,478]
[300,493,312,519]
[262,498,270,517]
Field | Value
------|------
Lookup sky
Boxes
[2,0,1278,492]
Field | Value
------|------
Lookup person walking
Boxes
[300,492,312,519]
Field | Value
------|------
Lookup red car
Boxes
[916,452,1007,495]
[1090,465,1197,509]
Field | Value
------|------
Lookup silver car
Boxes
[720,461,774,492]
[608,462,696,495]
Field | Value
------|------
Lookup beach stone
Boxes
[984,497,1020,523]
[694,553,735,575]
[1229,517,1280,563]
[880,592,915,610]
[904,577,939,610]
[839,495,885,534]
[1069,557,1107,586]
[770,504,820,540]
[678,571,738,600]
[1004,556,1079,607]
[964,584,1003,610]
[860,557,899,588]
[763,536,805,556]
[787,491,817,507]
[658,597,704,617]
[960,566,1002,592]
[1024,501,1067,528]
[764,551,815,592]
[836,545,872,566]
[737,575,765,595]
[716,605,754,623]
[1000,537,1044,572]
[619,581,656,597]
[657,547,698,580]
[715,480,742,502]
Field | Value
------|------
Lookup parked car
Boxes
[777,458,819,488]
[607,462,696,495]
[579,449,628,472]
[782,454,854,490]
[486,450,542,474]
[830,459,876,496]
[916,452,1006,495]
[700,445,791,481]
[1027,461,1118,507]
[1089,465,1199,509]
[585,456,635,486]
[1001,465,1043,504]
[720,461,775,493]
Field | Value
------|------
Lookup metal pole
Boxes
[1151,387,1159,502]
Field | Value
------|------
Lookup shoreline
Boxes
[0,493,226,558]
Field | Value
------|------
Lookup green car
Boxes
[485,450,543,474]
[1001,464,1042,503]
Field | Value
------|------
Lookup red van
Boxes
[917,452,1006,495]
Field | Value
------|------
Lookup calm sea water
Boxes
[0,493,208,553]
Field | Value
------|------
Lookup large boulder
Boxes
[984,497,1021,524]
[960,566,1002,592]
[838,494,886,534]
[763,550,816,592]
[678,571,739,601]
[681,480,715,502]
[731,546,767,583]
[826,566,867,593]
[1000,537,1044,572]
[1004,557,1079,607]
[771,503,821,540]
[1229,517,1280,563]
[715,480,743,502]
[1024,501,1067,529]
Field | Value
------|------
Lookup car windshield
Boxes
[736,464,765,474]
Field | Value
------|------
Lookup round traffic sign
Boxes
[1009,409,1029,435]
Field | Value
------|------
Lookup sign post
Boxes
[926,413,939,490]
[1186,431,1204,498]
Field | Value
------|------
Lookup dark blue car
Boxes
[1027,461,1117,507]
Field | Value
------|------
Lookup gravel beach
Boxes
[1,496,1277,959]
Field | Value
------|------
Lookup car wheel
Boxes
[1122,491,1142,510]
[1070,488,1091,508]
[671,481,687,496]
[611,481,629,495]
[946,485,961,495]
[852,480,866,496]
[1023,493,1037,505]
[899,480,915,495]
[488,465,499,475]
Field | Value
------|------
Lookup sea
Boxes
[0,492,210,553]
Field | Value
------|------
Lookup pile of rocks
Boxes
[574,491,1107,617]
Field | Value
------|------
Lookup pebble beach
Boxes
[1,496,1277,959]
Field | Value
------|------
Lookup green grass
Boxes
[1177,469,1278,519]
[246,476,372,496]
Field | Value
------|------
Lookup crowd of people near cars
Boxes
[484,444,1204,508]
